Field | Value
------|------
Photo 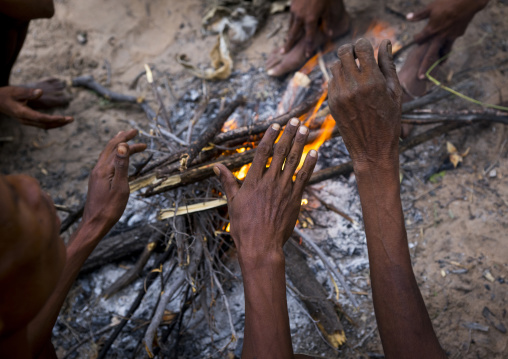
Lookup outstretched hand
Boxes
[214,118,317,260]
[329,38,402,169]
[82,129,147,233]
[0,86,73,129]
[407,0,489,79]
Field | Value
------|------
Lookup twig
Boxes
[294,227,359,308]
[143,235,203,356]
[62,322,119,359]
[307,188,355,224]
[96,247,176,359]
[353,325,378,349]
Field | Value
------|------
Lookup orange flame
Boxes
[297,114,335,171]
[364,21,402,58]
[222,117,238,132]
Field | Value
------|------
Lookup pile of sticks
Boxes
[65,66,508,358]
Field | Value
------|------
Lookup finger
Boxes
[18,107,73,128]
[406,7,431,22]
[129,143,147,155]
[292,149,318,197]
[353,38,377,73]
[214,164,240,200]
[247,123,281,180]
[269,117,300,175]
[12,87,43,101]
[304,20,318,57]
[417,39,442,80]
[281,125,309,183]
[337,43,358,75]
[284,17,303,54]
[378,39,401,97]
[112,143,130,189]
[104,129,139,155]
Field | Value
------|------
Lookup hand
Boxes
[328,38,402,168]
[0,86,73,129]
[407,0,489,79]
[284,0,347,57]
[214,118,317,261]
[82,129,146,232]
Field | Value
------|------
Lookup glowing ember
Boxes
[364,20,402,58]
[222,116,238,132]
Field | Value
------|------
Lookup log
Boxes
[80,224,162,274]
[285,241,346,348]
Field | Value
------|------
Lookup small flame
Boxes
[225,223,230,232]
[222,117,238,132]
[298,114,336,170]
[364,21,402,58]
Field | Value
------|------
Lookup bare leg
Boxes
[266,2,350,77]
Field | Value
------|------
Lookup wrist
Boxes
[239,248,285,273]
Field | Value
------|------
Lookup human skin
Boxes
[328,38,446,358]
[215,118,317,358]
[406,0,490,80]
[266,0,349,77]
[0,129,146,358]
[0,86,73,129]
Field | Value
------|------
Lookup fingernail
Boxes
[407,12,414,20]
[117,131,122,136]
[33,89,42,97]
[419,74,426,80]
[117,144,128,155]
[387,41,392,57]
[213,166,220,176]
[290,118,299,126]
[65,117,74,122]
[280,48,285,54]
[309,150,317,157]
[299,126,308,134]
[272,123,281,131]
[267,69,275,76]
[328,30,333,36]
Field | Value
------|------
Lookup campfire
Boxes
[64,17,508,358]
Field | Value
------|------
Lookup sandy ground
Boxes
[0,0,507,358]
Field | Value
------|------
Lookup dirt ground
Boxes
[1,0,507,358]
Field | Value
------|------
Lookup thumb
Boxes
[214,164,239,200]
[112,143,130,188]
[14,88,43,101]
[406,6,430,22]
[378,40,402,99]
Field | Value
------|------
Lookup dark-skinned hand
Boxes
[407,0,489,79]
[82,129,147,233]
[328,38,402,167]
[214,118,317,261]
[0,86,73,129]
[284,0,348,57]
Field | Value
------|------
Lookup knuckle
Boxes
[257,142,272,157]
[286,152,299,166]
[297,170,309,182]
[274,144,288,157]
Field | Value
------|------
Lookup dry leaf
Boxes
[177,29,232,80]
[446,141,470,168]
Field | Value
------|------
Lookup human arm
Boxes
[406,0,489,79]
[0,86,73,129]
[328,38,446,358]
[215,119,317,358]
[0,0,54,21]
[26,129,146,358]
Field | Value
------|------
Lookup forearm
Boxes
[0,0,54,20]
[27,221,105,357]
[240,249,294,359]
[355,160,445,359]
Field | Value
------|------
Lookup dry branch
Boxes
[285,241,346,347]
[143,236,203,356]
[180,96,246,170]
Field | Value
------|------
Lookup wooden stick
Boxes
[180,96,246,170]
[306,188,355,224]
[294,227,359,308]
